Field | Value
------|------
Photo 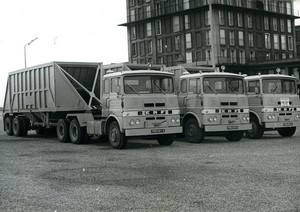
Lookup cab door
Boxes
[186,78,202,114]
[247,80,262,115]
[178,79,188,114]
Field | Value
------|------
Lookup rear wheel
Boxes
[184,118,204,143]
[157,134,174,146]
[69,119,87,144]
[12,117,24,137]
[245,117,264,139]
[108,121,127,149]
[277,127,296,137]
[57,119,70,143]
[225,131,244,141]
[4,116,14,136]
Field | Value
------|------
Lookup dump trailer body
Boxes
[3,61,102,115]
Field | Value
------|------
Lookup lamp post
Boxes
[24,37,38,68]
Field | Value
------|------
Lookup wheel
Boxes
[225,131,244,141]
[4,116,13,136]
[69,119,87,144]
[108,121,127,149]
[277,127,296,137]
[12,117,24,137]
[157,134,174,146]
[57,119,70,143]
[245,117,264,139]
[184,118,204,143]
[20,117,28,136]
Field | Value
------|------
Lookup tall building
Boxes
[121,0,300,78]
[296,25,300,58]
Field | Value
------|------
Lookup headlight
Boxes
[176,117,180,123]
[272,114,276,119]
[267,115,272,120]
[208,116,214,122]
[129,119,135,125]
[135,119,140,125]
[171,118,176,123]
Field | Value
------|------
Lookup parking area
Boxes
[0,115,300,211]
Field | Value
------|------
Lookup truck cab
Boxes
[245,74,300,138]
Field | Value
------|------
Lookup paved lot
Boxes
[0,115,300,211]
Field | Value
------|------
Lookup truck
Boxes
[166,65,251,142]
[2,62,182,149]
[245,74,300,139]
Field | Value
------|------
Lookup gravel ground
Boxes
[0,115,300,212]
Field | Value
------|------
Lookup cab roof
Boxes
[245,74,296,81]
[180,72,244,79]
[104,70,174,78]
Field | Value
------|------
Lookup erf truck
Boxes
[2,62,182,149]
[166,66,251,142]
[245,74,300,139]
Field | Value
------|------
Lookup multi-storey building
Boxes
[121,0,300,77]
[296,25,300,57]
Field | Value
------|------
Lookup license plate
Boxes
[151,129,165,133]
[283,122,293,127]
[227,126,239,130]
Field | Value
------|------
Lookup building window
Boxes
[221,49,227,60]
[236,0,242,7]
[220,29,226,45]
[247,14,253,28]
[275,53,280,60]
[130,0,135,7]
[140,42,145,56]
[206,49,211,61]
[130,9,136,22]
[265,33,271,49]
[175,35,181,50]
[157,39,163,53]
[185,15,191,30]
[249,33,254,47]
[280,19,285,32]
[131,26,136,40]
[287,19,292,33]
[147,40,153,54]
[185,33,192,49]
[279,2,285,13]
[271,2,277,12]
[155,20,162,35]
[173,16,180,32]
[146,22,152,37]
[146,5,151,18]
[249,51,255,61]
[288,36,293,50]
[282,53,287,60]
[247,0,252,8]
[166,37,172,52]
[274,34,279,49]
[264,16,269,30]
[196,51,202,61]
[264,0,269,11]
[219,10,225,25]
[273,18,277,31]
[156,3,161,16]
[157,57,163,65]
[183,0,190,10]
[289,53,294,59]
[286,2,291,15]
[266,52,271,61]
[206,30,211,46]
[238,31,244,46]
[230,50,237,63]
[237,13,243,27]
[229,31,235,46]
[281,35,287,50]
[186,52,193,63]
[131,43,137,56]
[239,50,245,64]
[205,11,210,26]
[228,12,234,26]
[196,32,201,47]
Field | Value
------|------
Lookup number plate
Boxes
[227,126,239,130]
[283,122,293,127]
[151,129,165,133]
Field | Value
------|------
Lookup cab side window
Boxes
[104,79,110,94]
[248,80,260,94]
[181,79,187,93]
[111,77,120,93]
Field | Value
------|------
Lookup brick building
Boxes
[121,0,300,77]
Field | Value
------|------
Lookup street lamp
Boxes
[24,37,38,68]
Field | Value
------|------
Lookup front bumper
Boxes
[125,126,182,137]
[264,121,300,129]
[205,123,252,132]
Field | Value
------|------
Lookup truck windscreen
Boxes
[124,76,174,94]
[262,79,296,94]
[203,77,244,94]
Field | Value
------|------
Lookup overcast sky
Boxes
[0,1,300,106]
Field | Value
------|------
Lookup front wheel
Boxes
[4,116,14,136]
[277,127,296,137]
[245,118,264,139]
[157,134,174,146]
[184,118,204,143]
[225,131,244,141]
[108,121,127,149]
[69,119,87,144]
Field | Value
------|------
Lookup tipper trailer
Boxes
[245,74,300,138]
[3,62,182,149]
[166,65,251,142]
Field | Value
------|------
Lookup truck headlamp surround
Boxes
[208,116,217,122]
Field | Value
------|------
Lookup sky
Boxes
[0,0,300,106]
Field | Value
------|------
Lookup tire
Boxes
[245,117,264,139]
[12,117,24,137]
[69,119,87,144]
[57,119,70,143]
[225,131,244,141]
[20,117,28,136]
[108,121,127,149]
[184,118,204,143]
[157,134,174,146]
[277,127,296,137]
[4,116,13,136]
